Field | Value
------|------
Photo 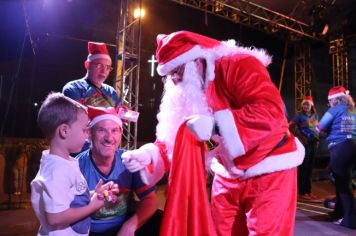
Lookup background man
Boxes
[122,31,305,235]
[63,42,121,108]
[76,106,158,236]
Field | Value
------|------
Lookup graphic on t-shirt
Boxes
[91,192,130,220]
[340,114,355,133]
[84,91,116,107]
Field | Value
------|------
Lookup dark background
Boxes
[0,0,355,145]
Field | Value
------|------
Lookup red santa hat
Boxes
[328,86,349,100]
[86,42,112,63]
[155,31,272,85]
[156,31,228,86]
[302,95,314,106]
[156,31,221,76]
[88,106,122,129]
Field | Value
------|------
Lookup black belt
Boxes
[273,132,290,151]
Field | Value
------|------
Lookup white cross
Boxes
[147,55,158,77]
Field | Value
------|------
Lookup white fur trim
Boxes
[211,157,244,179]
[157,39,272,85]
[302,99,314,106]
[211,137,305,180]
[139,143,166,185]
[89,114,122,128]
[157,45,205,76]
[204,56,216,89]
[328,92,347,100]
[214,109,245,159]
[242,137,305,179]
[87,54,112,62]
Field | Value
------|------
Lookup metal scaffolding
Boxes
[171,0,321,41]
[294,43,312,113]
[171,0,324,113]
[114,0,142,150]
[329,38,349,89]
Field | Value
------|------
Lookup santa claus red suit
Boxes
[122,31,305,236]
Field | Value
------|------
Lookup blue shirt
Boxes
[63,78,121,107]
[317,104,356,147]
[76,149,155,233]
[291,112,319,141]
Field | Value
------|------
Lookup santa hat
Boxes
[88,106,122,129]
[155,31,271,85]
[86,42,112,63]
[328,86,349,100]
[302,95,314,106]
[156,31,220,76]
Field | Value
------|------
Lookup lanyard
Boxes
[86,79,114,107]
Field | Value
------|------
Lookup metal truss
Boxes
[114,0,142,150]
[171,0,320,41]
[294,43,312,113]
[329,38,349,89]
[172,0,318,112]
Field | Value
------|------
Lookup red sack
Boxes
[160,122,216,236]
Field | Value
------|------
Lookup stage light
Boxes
[321,24,329,36]
[310,3,330,37]
[134,8,145,19]
[312,18,329,36]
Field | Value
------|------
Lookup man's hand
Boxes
[186,115,214,141]
[116,215,138,236]
[122,149,152,172]
[94,179,119,195]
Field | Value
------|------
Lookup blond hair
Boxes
[329,94,355,110]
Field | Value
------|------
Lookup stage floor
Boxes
[1,179,355,236]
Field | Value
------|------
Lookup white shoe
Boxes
[333,218,343,225]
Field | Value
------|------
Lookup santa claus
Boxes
[122,31,305,236]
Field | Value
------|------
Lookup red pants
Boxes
[211,168,297,236]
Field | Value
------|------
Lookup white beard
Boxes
[156,61,212,159]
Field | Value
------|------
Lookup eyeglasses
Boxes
[169,65,185,77]
[92,63,113,71]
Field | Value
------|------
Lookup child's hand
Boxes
[90,192,105,211]
[94,179,119,203]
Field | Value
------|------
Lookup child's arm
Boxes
[46,192,102,228]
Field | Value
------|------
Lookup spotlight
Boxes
[134,8,145,19]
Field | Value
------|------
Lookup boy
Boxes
[31,92,116,235]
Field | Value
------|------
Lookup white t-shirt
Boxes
[31,150,91,236]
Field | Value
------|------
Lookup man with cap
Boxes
[122,31,305,235]
[63,42,121,108]
[289,95,320,201]
[316,86,356,229]
[76,106,158,236]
